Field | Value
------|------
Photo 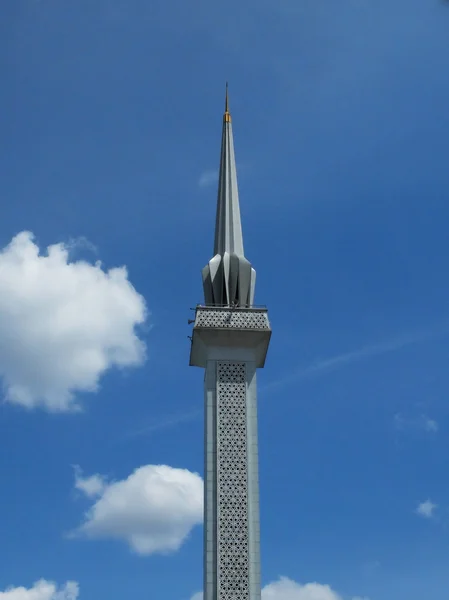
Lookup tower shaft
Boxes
[191,306,270,600]
[204,359,260,600]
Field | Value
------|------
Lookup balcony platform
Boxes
[189,305,271,368]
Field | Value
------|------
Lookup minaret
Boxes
[190,87,271,600]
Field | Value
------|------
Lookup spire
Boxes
[224,82,231,123]
[202,87,256,307]
[214,84,243,257]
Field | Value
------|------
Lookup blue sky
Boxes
[1,1,449,599]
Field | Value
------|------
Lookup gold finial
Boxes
[224,82,231,123]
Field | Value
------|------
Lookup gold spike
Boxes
[224,82,231,123]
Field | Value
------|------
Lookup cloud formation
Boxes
[416,500,437,519]
[262,578,345,600]
[73,464,203,554]
[191,577,368,600]
[74,466,107,498]
[423,418,439,433]
[198,169,218,188]
[394,413,439,434]
[0,232,147,412]
[0,580,78,600]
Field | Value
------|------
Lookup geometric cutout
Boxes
[217,362,249,600]
[196,309,269,330]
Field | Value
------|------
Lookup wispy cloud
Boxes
[73,465,107,498]
[66,236,98,257]
[124,408,201,440]
[416,500,437,519]
[361,560,381,576]
[198,169,218,188]
[264,320,449,392]
[394,413,439,434]
[424,418,439,433]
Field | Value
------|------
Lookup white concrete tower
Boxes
[190,87,271,600]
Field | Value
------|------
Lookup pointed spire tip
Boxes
[224,82,231,123]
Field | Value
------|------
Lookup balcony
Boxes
[189,305,271,368]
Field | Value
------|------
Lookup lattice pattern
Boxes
[196,309,269,330]
[217,362,249,600]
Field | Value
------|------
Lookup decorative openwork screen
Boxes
[216,361,250,600]
[196,309,269,330]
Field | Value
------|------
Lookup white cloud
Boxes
[262,578,343,600]
[73,464,203,555]
[416,500,437,518]
[191,577,368,600]
[0,231,147,412]
[424,418,439,433]
[74,466,107,498]
[0,580,79,600]
[198,169,218,188]
[394,413,439,434]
